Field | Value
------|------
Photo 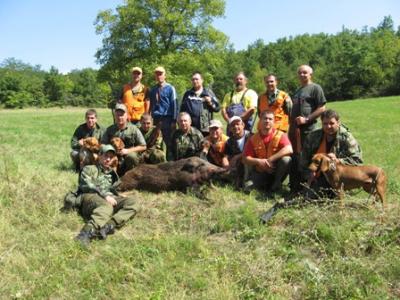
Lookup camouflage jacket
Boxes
[140,126,165,151]
[301,124,363,174]
[102,123,146,148]
[78,165,120,198]
[170,127,204,160]
[71,123,104,150]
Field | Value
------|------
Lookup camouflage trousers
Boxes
[80,193,138,229]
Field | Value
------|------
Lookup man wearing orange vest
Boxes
[257,74,292,132]
[200,119,229,168]
[119,66,150,125]
[243,110,293,194]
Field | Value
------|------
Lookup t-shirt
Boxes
[221,89,258,109]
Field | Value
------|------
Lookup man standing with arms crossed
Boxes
[289,64,326,194]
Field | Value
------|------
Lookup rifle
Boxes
[146,123,162,149]
[259,185,335,224]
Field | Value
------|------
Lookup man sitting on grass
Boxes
[242,110,293,195]
[75,144,139,246]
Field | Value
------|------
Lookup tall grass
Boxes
[0,97,399,299]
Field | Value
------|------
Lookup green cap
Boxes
[100,144,116,154]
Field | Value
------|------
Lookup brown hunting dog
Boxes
[79,137,101,170]
[110,137,125,173]
[309,153,387,208]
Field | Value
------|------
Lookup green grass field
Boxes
[0,96,399,299]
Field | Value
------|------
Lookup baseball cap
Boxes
[209,119,223,128]
[115,103,127,113]
[229,116,242,125]
[154,66,166,74]
[131,66,142,73]
[100,144,116,154]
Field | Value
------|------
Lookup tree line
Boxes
[0,0,399,109]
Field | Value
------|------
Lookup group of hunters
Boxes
[69,64,363,245]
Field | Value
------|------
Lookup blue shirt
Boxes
[149,83,178,120]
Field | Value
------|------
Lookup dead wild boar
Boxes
[117,157,229,193]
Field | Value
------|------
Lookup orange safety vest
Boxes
[122,83,149,122]
[258,90,289,132]
[207,134,229,166]
[250,129,284,171]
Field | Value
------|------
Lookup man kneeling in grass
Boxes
[75,144,138,246]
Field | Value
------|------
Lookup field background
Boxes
[0,96,399,299]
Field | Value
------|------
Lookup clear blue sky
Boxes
[0,0,399,73]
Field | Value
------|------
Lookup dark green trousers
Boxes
[80,193,138,229]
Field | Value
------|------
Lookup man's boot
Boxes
[99,223,115,240]
[75,225,97,246]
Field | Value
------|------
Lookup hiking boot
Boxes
[99,223,115,240]
[75,226,97,246]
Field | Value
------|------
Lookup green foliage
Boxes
[94,0,229,96]
[0,60,112,108]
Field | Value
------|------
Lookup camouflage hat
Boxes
[100,144,116,154]
[115,103,127,113]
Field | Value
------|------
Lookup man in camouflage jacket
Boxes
[70,109,104,171]
[139,113,166,164]
[75,144,139,246]
[300,109,363,198]
[102,103,147,174]
[170,112,204,161]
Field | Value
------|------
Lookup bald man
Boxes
[289,64,326,194]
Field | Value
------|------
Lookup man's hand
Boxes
[256,158,275,174]
[327,153,339,163]
[201,140,211,152]
[120,148,129,155]
[295,116,308,126]
[105,195,117,206]
[203,96,212,105]
[78,138,84,146]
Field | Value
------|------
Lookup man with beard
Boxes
[221,72,258,133]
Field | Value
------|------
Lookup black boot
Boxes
[99,223,115,240]
[75,226,97,246]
